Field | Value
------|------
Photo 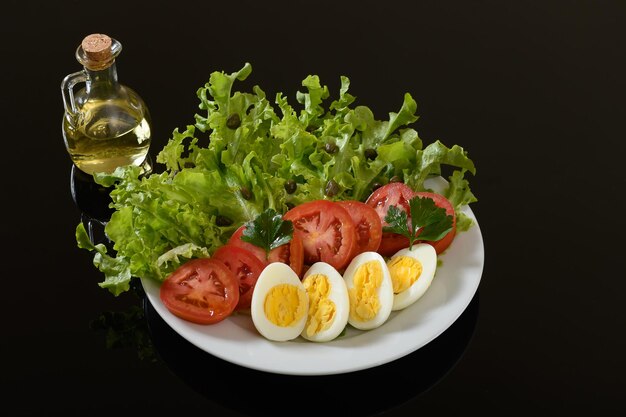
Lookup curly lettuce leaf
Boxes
[445,169,478,231]
[78,62,477,296]
[76,223,132,296]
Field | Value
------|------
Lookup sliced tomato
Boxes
[377,232,410,257]
[212,245,265,311]
[283,200,357,271]
[365,182,417,257]
[365,182,417,225]
[160,258,239,324]
[415,191,457,254]
[228,225,304,276]
[336,200,382,255]
[269,232,304,277]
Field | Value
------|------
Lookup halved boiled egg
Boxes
[250,262,308,341]
[301,262,349,342]
[343,251,393,330]
[387,243,437,311]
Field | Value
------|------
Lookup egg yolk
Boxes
[349,260,383,322]
[264,284,307,327]
[387,255,422,294]
[303,274,336,337]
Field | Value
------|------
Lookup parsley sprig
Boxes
[383,196,453,249]
[241,209,293,259]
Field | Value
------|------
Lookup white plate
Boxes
[142,199,484,376]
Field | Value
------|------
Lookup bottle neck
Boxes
[85,62,119,94]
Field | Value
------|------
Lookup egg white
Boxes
[389,243,437,311]
[300,262,350,342]
[250,262,308,342]
[343,251,394,330]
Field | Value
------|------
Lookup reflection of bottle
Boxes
[71,164,114,224]
[61,34,152,175]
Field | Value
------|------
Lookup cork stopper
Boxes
[77,34,121,71]
[82,34,112,60]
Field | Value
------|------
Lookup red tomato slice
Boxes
[228,225,304,277]
[212,245,265,311]
[366,182,417,226]
[159,258,239,325]
[283,200,357,271]
[365,182,417,257]
[268,232,304,277]
[415,191,457,254]
[336,200,382,255]
[377,232,411,257]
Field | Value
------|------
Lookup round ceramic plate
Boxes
[141,198,484,376]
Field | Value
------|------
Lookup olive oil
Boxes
[63,98,151,174]
[62,34,152,175]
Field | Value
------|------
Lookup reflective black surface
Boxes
[145,288,479,417]
[3,1,625,416]
[70,164,115,224]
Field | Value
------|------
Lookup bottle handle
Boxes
[61,70,88,119]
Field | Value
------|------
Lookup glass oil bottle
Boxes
[61,34,152,175]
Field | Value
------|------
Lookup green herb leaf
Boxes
[383,195,453,248]
[382,205,411,237]
[240,208,293,259]
[409,196,453,242]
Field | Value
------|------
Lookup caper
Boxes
[325,179,339,197]
[324,142,338,154]
[372,182,383,191]
[364,148,378,160]
[285,202,295,210]
[226,113,241,129]
[284,179,297,194]
[390,175,403,183]
[215,215,233,227]
[240,186,252,200]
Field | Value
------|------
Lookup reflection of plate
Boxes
[141,201,484,376]
[145,288,479,416]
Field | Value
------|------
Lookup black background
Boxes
[2,1,625,416]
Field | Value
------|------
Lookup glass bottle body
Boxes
[62,39,152,175]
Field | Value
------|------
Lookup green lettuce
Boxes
[78,63,477,295]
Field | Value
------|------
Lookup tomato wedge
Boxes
[415,191,457,254]
[228,225,304,276]
[336,200,382,255]
[283,200,357,271]
[160,258,239,324]
[365,182,417,257]
[212,245,265,311]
